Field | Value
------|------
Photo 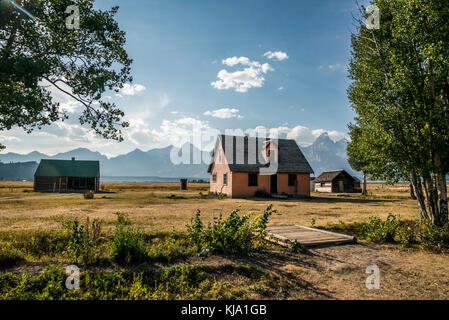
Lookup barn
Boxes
[314,170,359,193]
[208,134,314,198]
[34,158,100,193]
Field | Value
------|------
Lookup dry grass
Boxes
[0,182,419,232]
[1,181,449,299]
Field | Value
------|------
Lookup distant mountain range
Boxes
[0,133,358,180]
[302,132,358,178]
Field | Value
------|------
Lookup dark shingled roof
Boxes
[208,135,314,174]
[315,170,355,183]
[34,159,100,178]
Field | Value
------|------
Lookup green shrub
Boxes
[111,212,147,265]
[148,231,190,262]
[0,230,70,259]
[0,242,24,268]
[419,219,449,250]
[327,215,449,250]
[63,217,103,265]
[186,205,276,255]
[83,190,94,199]
[0,266,78,300]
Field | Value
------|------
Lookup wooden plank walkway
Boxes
[266,225,357,247]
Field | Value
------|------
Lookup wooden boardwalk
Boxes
[267,225,356,247]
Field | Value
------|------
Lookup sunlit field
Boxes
[1,181,448,300]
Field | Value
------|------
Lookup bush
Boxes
[186,205,276,255]
[83,190,94,199]
[147,231,190,262]
[111,212,147,265]
[0,242,24,268]
[0,230,70,259]
[327,214,449,250]
[419,219,449,250]
[63,217,103,265]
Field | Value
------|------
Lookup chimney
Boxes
[71,157,75,161]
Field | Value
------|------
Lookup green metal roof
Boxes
[34,159,99,178]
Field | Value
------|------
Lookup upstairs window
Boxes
[248,173,258,186]
[223,173,228,186]
[288,174,297,186]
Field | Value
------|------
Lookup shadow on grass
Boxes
[225,249,334,299]
[247,195,393,205]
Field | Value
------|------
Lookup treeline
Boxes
[0,162,38,180]
[347,0,449,226]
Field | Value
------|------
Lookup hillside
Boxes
[0,134,357,179]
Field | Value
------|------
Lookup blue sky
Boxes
[1,0,370,157]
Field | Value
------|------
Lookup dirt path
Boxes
[0,193,79,201]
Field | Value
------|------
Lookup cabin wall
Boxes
[34,176,99,192]
[212,172,310,198]
[231,172,270,197]
[34,176,62,192]
[209,147,233,196]
[277,173,310,196]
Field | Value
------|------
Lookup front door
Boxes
[270,174,278,194]
[338,180,344,192]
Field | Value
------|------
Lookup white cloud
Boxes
[252,125,347,146]
[119,83,147,96]
[319,64,343,72]
[278,86,285,91]
[222,56,252,67]
[211,57,274,93]
[59,100,82,114]
[125,117,211,149]
[263,51,289,61]
[203,108,243,119]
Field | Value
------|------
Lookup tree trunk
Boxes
[409,181,417,200]
[423,174,440,225]
[362,171,367,196]
[434,154,448,227]
[410,172,429,220]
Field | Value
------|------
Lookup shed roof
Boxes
[34,159,99,178]
[208,135,314,174]
[315,170,355,183]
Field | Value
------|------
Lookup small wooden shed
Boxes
[34,159,100,192]
[314,170,358,193]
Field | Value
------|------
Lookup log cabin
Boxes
[34,158,100,192]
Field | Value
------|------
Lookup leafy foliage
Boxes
[0,242,24,268]
[83,190,94,199]
[63,216,103,265]
[327,214,449,250]
[186,205,276,255]
[111,212,147,265]
[347,0,449,226]
[0,264,278,300]
[0,0,133,150]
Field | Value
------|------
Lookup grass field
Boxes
[1,181,448,300]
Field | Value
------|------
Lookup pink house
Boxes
[207,135,314,198]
